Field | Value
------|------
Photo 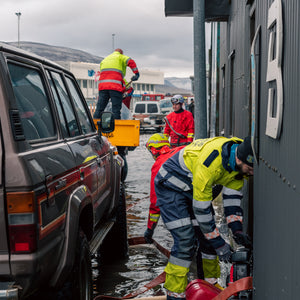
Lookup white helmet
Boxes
[171,94,184,104]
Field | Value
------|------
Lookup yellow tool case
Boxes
[94,119,140,147]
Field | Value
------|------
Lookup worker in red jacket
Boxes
[164,95,194,147]
[144,133,184,243]
[93,48,139,119]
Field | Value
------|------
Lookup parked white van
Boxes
[132,101,165,132]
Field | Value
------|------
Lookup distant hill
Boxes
[155,83,192,95]
[5,41,193,94]
[6,41,103,63]
[155,77,193,95]
[165,77,192,91]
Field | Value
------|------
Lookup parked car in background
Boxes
[159,98,173,114]
[132,101,165,132]
[0,42,127,299]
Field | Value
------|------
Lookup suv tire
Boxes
[73,229,92,300]
[100,183,128,260]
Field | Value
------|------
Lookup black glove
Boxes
[233,231,252,249]
[215,243,232,263]
[144,228,154,244]
[131,73,140,81]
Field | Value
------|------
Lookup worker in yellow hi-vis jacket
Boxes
[154,136,254,300]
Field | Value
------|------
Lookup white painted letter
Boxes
[265,0,283,139]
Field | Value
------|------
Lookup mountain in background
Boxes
[155,77,193,95]
[165,77,192,91]
[7,41,104,64]
[6,41,192,94]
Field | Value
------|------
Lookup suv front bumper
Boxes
[0,282,18,299]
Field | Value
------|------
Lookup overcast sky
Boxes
[0,0,208,77]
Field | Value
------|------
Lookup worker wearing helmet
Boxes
[164,95,194,148]
[145,133,184,242]
[154,136,254,300]
[93,48,139,120]
[145,133,223,290]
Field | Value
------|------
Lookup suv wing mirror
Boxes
[98,111,115,134]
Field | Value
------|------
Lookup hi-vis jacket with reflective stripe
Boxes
[181,136,244,248]
[99,51,139,92]
[164,109,194,147]
[182,137,244,200]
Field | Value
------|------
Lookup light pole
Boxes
[112,33,115,51]
[15,12,21,48]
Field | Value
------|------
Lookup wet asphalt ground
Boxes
[93,133,172,298]
[93,133,231,299]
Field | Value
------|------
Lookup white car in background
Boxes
[159,98,173,114]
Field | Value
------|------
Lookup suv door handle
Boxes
[55,179,67,190]
[97,157,104,167]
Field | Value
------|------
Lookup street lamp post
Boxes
[15,12,21,48]
[112,33,115,51]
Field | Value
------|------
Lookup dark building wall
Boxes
[252,0,300,298]
[165,0,300,297]
[218,1,252,138]
[215,0,300,298]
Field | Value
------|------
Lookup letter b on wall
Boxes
[265,0,283,139]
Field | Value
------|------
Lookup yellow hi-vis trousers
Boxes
[164,257,220,294]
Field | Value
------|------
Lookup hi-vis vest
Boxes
[98,51,138,92]
[182,137,244,203]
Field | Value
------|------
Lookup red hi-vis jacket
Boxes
[98,51,139,93]
[164,110,195,147]
[147,146,184,230]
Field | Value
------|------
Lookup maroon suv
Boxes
[0,43,127,299]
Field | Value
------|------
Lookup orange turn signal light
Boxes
[7,192,35,213]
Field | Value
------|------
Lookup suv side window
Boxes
[7,63,56,141]
[65,76,93,134]
[46,70,69,137]
[148,103,158,113]
[135,103,145,113]
[48,71,80,137]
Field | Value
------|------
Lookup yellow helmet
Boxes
[146,133,170,151]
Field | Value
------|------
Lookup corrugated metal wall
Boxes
[216,0,300,298]
[218,1,251,138]
[253,0,300,298]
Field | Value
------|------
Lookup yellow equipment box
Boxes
[94,119,140,147]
